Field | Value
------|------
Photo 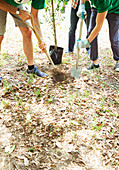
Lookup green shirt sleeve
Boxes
[91,0,112,13]
[4,0,45,9]
[31,0,45,9]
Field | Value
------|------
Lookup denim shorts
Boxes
[0,4,30,35]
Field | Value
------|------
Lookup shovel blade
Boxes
[71,67,81,79]
[49,45,63,65]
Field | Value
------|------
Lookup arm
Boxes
[31,7,44,42]
[77,11,107,49]
[88,11,107,43]
[0,0,31,21]
[31,7,46,51]
[0,0,18,14]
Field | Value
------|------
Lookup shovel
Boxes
[24,15,66,80]
[24,15,56,69]
[71,17,84,79]
[49,0,64,65]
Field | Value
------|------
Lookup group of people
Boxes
[68,0,119,71]
[0,0,119,83]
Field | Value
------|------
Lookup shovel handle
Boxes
[24,15,56,68]
[76,18,83,69]
[78,18,83,40]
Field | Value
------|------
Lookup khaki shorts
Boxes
[0,4,30,35]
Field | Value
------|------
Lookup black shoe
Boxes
[87,63,100,70]
[27,66,48,77]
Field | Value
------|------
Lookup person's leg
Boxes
[10,5,48,77]
[106,13,119,71]
[0,9,7,52]
[19,27,48,77]
[0,9,7,82]
[87,8,99,69]
[0,35,4,52]
[85,8,91,31]
[68,5,79,52]
[19,27,34,65]
[85,7,91,53]
[107,14,119,71]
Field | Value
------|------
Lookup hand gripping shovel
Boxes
[24,15,67,81]
[71,17,83,79]
[24,15,56,69]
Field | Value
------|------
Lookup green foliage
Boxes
[3,80,13,92]
[18,98,23,106]
[2,100,9,108]
[34,89,40,97]
[46,95,55,104]
[3,53,13,60]
[27,74,34,84]
[44,0,68,26]
[90,122,104,131]
[28,148,34,152]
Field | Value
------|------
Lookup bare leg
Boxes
[0,35,3,82]
[19,27,34,65]
[93,59,99,65]
[0,35,4,52]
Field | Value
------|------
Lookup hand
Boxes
[77,4,87,19]
[77,39,91,49]
[39,41,47,53]
[19,9,31,21]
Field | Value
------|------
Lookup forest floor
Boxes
[0,3,119,170]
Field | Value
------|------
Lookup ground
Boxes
[0,3,119,170]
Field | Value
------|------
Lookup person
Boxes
[86,7,99,70]
[77,0,119,72]
[0,0,48,81]
[67,0,91,53]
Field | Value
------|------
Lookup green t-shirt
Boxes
[4,0,45,9]
[90,0,119,14]
[77,0,91,9]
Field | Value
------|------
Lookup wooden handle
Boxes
[24,16,56,68]
[76,18,83,69]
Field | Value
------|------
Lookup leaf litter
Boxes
[0,8,119,170]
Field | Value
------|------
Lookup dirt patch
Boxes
[51,68,68,82]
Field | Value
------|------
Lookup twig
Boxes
[114,77,119,82]
[13,162,19,170]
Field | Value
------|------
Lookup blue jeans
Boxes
[87,8,119,61]
[68,5,91,52]
[107,13,119,61]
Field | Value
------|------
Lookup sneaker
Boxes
[87,63,100,70]
[27,66,48,77]
[115,62,119,72]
